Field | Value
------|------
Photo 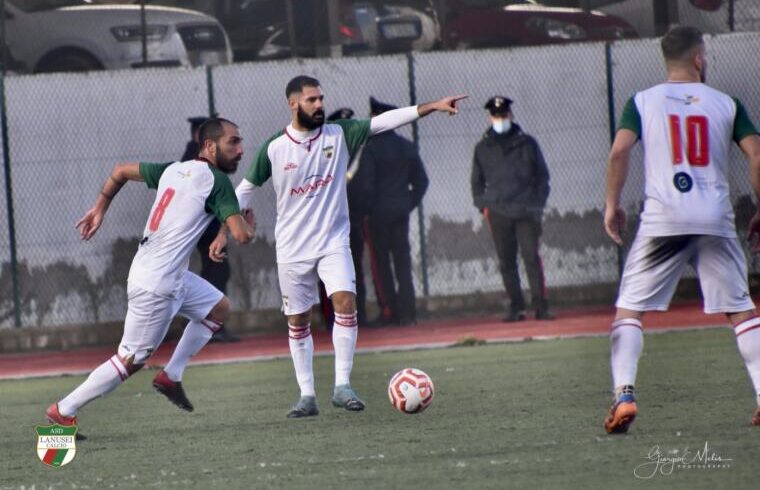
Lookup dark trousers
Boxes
[368,214,416,323]
[351,215,367,325]
[196,219,230,294]
[487,211,548,313]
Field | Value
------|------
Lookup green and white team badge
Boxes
[322,146,334,160]
[35,424,77,467]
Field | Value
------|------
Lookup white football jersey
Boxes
[620,82,757,237]
[243,120,370,263]
[128,160,240,297]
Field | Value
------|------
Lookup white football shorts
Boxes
[616,234,754,314]
[119,271,223,364]
[277,246,356,316]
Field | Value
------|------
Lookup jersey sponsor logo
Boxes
[666,94,700,105]
[673,172,693,193]
[284,162,298,171]
[290,174,334,198]
[36,424,77,467]
[176,170,192,178]
[322,146,334,160]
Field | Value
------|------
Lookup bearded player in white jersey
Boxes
[603,26,760,433]
[45,118,254,436]
[211,75,466,417]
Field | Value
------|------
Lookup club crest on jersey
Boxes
[673,172,693,193]
[177,170,192,178]
[35,424,77,468]
[322,146,334,160]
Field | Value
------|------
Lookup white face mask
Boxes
[492,118,511,134]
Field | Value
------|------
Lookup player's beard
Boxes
[297,104,325,130]
[215,147,241,174]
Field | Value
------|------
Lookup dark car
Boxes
[147,0,438,62]
[440,0,638,49]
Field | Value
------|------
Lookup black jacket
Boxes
[181,140,200,162]
[471,123,550,219]
[360,131,429,221]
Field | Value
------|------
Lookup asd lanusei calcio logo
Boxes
[35,424,77,468]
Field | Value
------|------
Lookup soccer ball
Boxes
[388,368,434,414]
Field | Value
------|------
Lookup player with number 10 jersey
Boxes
[618,82,756,238]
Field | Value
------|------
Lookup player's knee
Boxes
[287,311,311,327]
[117,354,145,376]
[331,291,356,314]
[208,296,231,323]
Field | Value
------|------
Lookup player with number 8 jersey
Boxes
[602,26,760,434]
[44,118,254,437]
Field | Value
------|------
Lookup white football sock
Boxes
[57,355,128,416]
[333,312,358,387]
[289,323,315,397]
[164,319,218,382]
[610,318,643,390]
[734,317,760,404]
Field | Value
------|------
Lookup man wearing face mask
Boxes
[471,96,553,322]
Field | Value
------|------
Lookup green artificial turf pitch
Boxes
[1,328,758,489]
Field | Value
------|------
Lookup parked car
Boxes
[439,0,638,50]
[144,0,439,62]
[2,0,232,74]
[550,0,739,38]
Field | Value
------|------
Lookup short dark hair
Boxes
[661,26,704,62]
[286,75,320,98]
[198,117,238,145]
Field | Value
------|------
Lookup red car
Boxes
[441,0,638,49]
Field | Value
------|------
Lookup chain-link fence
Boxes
[2,6,760,328]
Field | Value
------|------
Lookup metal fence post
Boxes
[206,65,216,117]
[407,52,429,297]
[605,42,623,279]
[0,26,21,327]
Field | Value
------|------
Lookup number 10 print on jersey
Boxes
[669,114,709,167]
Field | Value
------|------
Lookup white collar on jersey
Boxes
[285,124,323,151]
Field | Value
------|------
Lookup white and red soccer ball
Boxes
[388,368,434,414]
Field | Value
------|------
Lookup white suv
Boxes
[2,0,232,73]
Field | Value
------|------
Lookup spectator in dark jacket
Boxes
[471,96,554,322]
[363,97,429,326]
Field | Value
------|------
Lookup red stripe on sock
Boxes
[737,324,760,337]
[335,320,357,327]
[109,358,127,381]
[611,322,642,332]
[201,320,222,333]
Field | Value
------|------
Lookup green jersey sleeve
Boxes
[205,168,241,223]
[244,131,282,186]
[733,98,759,143]
[335,119,371,158]
[138,162,174,189]
[618,97,641,139]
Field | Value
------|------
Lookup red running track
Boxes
[0,302,728,380]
